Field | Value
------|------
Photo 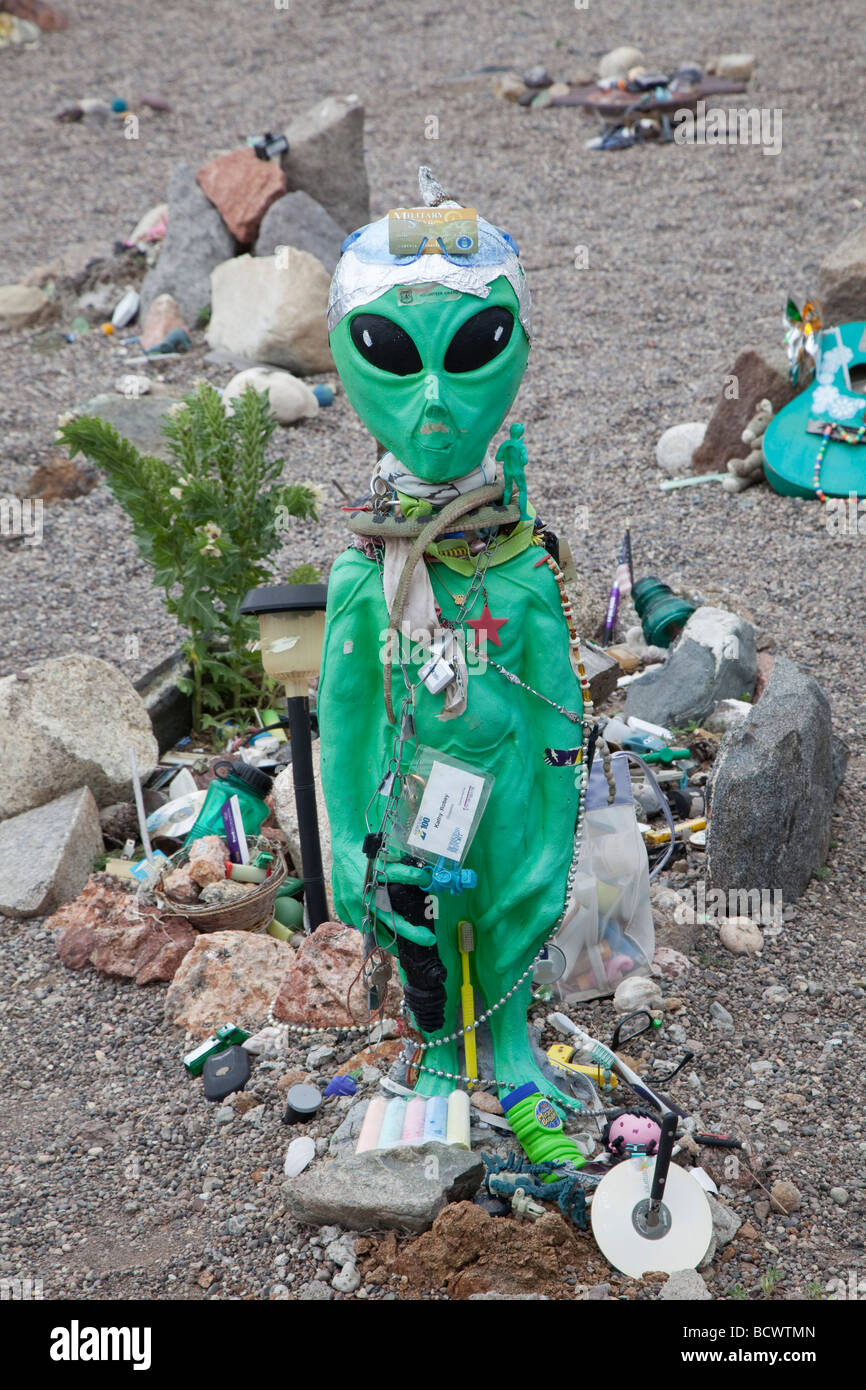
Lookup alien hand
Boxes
[370,866,437,948]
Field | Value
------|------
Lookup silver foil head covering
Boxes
[327,170,531,339]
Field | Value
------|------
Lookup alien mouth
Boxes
[419,421,452,435]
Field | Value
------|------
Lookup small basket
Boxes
[155,834,289,933]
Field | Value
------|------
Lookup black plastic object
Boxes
[287,697,329,930]
[240,583,328,617]
[283,1083,323,1124]
[396,929,448,1032]
[213,757,273,799]
[202,1045,251,1101]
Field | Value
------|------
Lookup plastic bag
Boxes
[553,751,663,1004]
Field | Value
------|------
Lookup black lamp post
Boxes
[240,583,329,931]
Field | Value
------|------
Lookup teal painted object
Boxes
[764,320,866,499]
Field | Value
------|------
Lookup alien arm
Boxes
[317,548,435,945]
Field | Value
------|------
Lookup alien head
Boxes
[328,202,531,482]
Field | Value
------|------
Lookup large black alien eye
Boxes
[443,307,514,374]
[350,314,423,376]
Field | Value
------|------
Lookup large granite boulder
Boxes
[706,656,839,901]
[0,655,158,823]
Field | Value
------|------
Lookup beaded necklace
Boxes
[813,420,866,501]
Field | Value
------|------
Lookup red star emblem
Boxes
[466,602,508,648]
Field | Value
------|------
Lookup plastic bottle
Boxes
[500,1084,585,1173]
[184,759,273,846]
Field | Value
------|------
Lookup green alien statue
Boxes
[317,171,589,1107]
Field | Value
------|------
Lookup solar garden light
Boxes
[240,583,329,930]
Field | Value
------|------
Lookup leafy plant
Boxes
[61,383,318,731]
[760,1266,783,1297]
[728,1283,749,1300]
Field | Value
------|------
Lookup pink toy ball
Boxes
[602,1108,662,1157]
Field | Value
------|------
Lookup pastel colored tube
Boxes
[446,1089,471,1149]
[378,1097,407,1149]
[401,1095,428,1144]
[355,1095,387,1154]
[423,1094,448,1142]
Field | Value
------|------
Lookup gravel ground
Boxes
[1,0,865,1301]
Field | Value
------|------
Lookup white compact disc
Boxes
[591,1155,713,1277]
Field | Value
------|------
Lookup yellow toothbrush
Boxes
[458,920,478,1086]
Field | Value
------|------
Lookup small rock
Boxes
[187,835,228,888]
[164,930,293,1038]
[613,975,663,1014]
[625,606,757,730]
[0,283,55,332]
[655,421,707,475]
[139,293,189,352]
[659,1268,711,1301]
[830,1187,849,1206]
[715,53,756,81]
[199,878,256,905]
[719,917,763,956]
[113,373,152,398]
[215,1106,234,1124]
[332,1261,361,1293]
[652,946,691,981]
[139,160,236,322]
[470,1091,504,1116]
[598,45,644,80]
[707,1194,742,1248]
[769,1180,801,1214]
[706,656,838,904]
[584,1283,610,1300]
[306,1044,336,1069]
[494,72,526,102]
[522,65,551,88]
[297,1278,334,1301]
[163,864,201,905]
[709,1000,734,1029]
[197,146,287,245]
[282,1141,484,1234]
[223,366,319,425]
